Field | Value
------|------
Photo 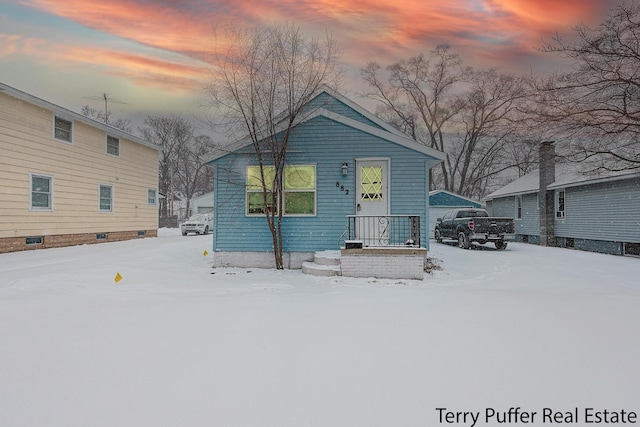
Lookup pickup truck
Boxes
[434,208,514,250]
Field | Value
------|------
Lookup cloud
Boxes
[0,34,24,58]
[12,0,626,89]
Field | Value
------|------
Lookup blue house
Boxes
[484,142,640,256]
[428,190,483,238]
[207,88,446,269]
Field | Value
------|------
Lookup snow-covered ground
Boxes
[1,229,639,427]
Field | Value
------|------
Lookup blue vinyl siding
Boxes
[555,177,640,243]
[303,92,386,131]
[486,197,514,218]
[519,193,540,236]
[212,115,438,253]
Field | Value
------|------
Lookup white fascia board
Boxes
[547,171,640,190]
[1,82,157,151]
[208,107,447,163]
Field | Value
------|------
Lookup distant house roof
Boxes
[190,192,214,204]
[484,166,640,200]
[207,87,446,163]
[0,81,157,151]
[429,190,482,208]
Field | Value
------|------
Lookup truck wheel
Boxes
[458,232,470,249]
[495,240,507,250]
[434,229,442,243]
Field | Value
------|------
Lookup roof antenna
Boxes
[84,93,128,124]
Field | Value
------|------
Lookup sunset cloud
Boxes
[16,0,622,75]
[2,0,626,122]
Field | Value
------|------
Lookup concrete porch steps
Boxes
[302,250,341,277]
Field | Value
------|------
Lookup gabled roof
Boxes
[429,190,482,207]
[208,88,446,163]
[0,81,157,151]
[484,166,640,200]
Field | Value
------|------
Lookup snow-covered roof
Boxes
[429,190,482,207]
[484,165,639,200]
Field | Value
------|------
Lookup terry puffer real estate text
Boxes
[435,407,638,426]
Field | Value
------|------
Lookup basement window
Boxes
[624,242,640,257]
[137,230,146,237]
[25,236,44,245]
[96,233,108,240]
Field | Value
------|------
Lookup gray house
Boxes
[484,141,640,256]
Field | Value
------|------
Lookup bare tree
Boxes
[141,115,195,218]
[205,23,342,269]
[175,134,215,216]
[538,2,640,171]
[362,46,533,198]
[361,45,471,191]
[80,105,133,133]
[444,69,532,199]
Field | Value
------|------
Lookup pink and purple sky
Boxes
[0,0,624,130]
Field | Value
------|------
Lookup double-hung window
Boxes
[54,116,72,142]
[247,166,276,214]
[246,165,316,216]
[30,173,53,211]
[556,189,565,219]
[99,184,113,212]
[147,189,157,205]
[515,195,522,219]
[284,165,316,215]
[107,135,120,156]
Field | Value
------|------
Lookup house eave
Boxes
[207,107,447,164]
[1,81,158,151]
[547,171,640,190]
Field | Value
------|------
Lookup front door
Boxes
[355,159,390,246]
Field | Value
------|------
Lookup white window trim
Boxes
[245,164,317,217]
[53,114,73,143]
[106,135,120,157]
[99,184,114,213]
[29,173,54,212]
[515,195,522,219]
[555,189,566,220]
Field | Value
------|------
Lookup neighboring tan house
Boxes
[207,87,446,277]
[0,82,159,253]
[484,141,640,257]
[428,190,483,238]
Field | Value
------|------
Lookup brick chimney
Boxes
[539,141,556,246]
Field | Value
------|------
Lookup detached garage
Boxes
[428,190,482,238]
